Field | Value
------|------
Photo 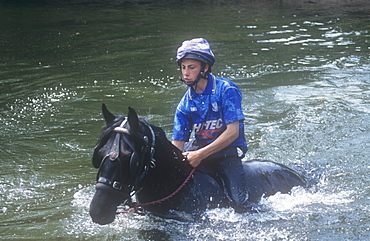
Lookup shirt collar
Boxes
[188,74,216,100]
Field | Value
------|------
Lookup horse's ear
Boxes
[102,103,116,124]
[127,107,139,131]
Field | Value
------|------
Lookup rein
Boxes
[97,116,195,215]
[117,168,196,214]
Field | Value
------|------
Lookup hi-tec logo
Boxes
[194,119,223,139]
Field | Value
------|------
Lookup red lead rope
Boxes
[116,168,196,214]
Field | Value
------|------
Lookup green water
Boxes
[1,0,369,240]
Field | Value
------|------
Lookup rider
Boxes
[172,38,251,213]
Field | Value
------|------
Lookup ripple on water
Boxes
[66,172,356,241]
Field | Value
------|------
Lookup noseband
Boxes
[97,117,156,194]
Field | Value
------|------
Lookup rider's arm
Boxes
[172,140,185,152]
[184,121,239,168]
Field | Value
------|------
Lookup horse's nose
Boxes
[89,189,119,225]
[90,208,115,225]
[89,200,116,225]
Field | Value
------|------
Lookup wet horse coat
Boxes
[89,104,307,225]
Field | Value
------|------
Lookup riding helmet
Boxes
[176,38,215,67]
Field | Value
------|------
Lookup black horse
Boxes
[89,104,307,225]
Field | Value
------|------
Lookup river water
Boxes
[0,0,369,240]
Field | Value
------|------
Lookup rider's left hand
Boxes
[183,150,203,168]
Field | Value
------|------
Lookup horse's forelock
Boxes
[97,115,149,151]
[94,114,181,168]
[94,115,127,154]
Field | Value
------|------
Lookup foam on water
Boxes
[67,175,355,240]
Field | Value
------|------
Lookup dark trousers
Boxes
[185,141,249,211]
[214,156,248,209]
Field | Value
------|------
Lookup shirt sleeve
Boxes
[172,100,192,141]
[222,85,245,125]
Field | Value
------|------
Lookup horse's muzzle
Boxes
[89,185,129,225]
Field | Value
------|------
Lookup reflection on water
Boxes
[0,0,369,240]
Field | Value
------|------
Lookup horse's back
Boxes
[243,159,307,203]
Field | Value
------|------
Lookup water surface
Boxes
[1,0,369,240]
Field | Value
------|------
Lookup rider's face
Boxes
[180,59,203,84]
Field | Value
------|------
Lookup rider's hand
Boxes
[183,150,204,168]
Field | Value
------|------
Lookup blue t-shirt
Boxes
[172,74,247,149]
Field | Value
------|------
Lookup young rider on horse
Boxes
[172,38,251,213]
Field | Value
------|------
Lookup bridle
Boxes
[96,117,156,195]
[95,115,196,214]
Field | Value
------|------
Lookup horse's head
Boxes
[89,104,157,225]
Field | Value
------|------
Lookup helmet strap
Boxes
[180,66,208,87]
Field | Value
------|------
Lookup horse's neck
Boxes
[155,139,190,176]
[152,127,188,175]
[140,138,191,198]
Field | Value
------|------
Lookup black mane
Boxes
[92,112,188,173]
